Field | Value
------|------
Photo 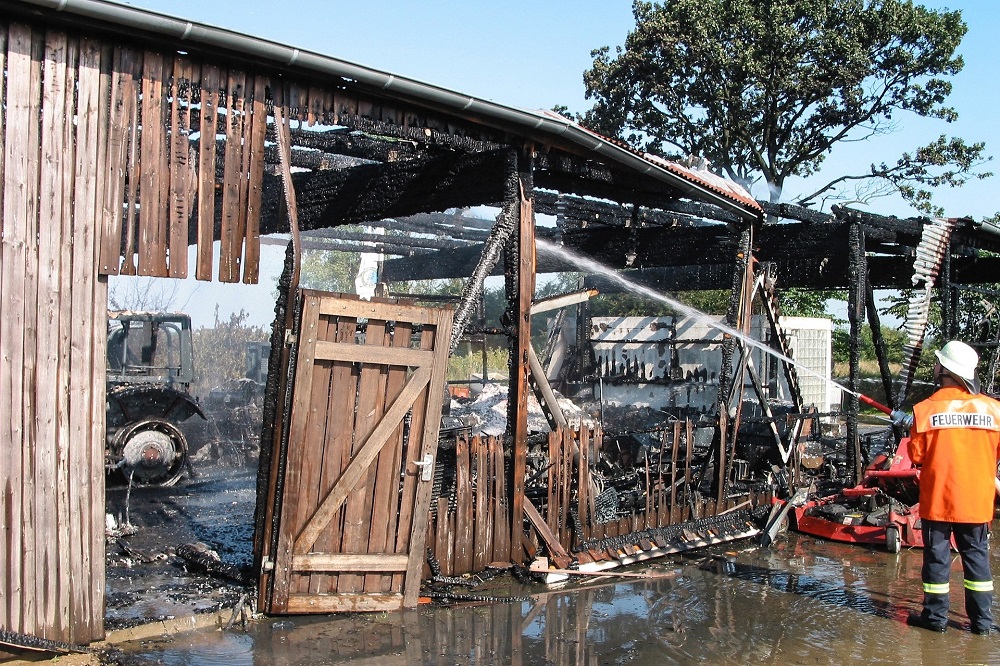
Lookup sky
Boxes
[108,0,1000,329]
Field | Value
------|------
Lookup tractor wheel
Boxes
[114,418,189,487]
[885,525,901,554]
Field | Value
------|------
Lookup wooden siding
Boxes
[96,47,265,283]
[0,23,107,644]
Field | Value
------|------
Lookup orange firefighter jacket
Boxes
[908,387,1000,523]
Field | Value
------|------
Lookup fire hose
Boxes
[857,393,1000,497]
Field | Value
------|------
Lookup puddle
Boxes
[109,532,1000,665]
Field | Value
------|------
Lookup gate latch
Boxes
[413,453,434,481]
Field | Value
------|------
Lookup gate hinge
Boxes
[262,559,275,572]
[284,329,296,346]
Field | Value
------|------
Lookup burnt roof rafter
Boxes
[256,147,513,235]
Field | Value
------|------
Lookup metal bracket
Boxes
[284,329,296,346]
[413,453,434,481]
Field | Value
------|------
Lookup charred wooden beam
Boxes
[450,151,519,350]
[260,236,447,257]
[584,264,737,292]
[759,200,835,224]
[508,153,536,563]
[304,227,472,251]
[846,223,864,484]
[382,214,493,242]
[533,190,728,230]
[256,148,510,234]
[866,277,896,411]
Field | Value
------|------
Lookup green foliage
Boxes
[448,345,509,381]
[584,0,987,211]
[779,288,842,319]
[588,289,729,317]
[190,308,269,398]
[300,247,359,293]
[831,324,906,365]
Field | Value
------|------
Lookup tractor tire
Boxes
[885,525,901,554]
[113,418,189,487]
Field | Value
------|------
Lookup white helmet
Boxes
[935,340,980,394]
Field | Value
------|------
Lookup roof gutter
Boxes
[11,0,760,222]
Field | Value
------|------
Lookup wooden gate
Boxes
[259,290,453,613]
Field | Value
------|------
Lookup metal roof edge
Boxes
[11,0,762,222]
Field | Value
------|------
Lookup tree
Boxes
[108,276,184,311]
[191,308,269,397]
[583,0,989,214]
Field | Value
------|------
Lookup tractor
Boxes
[106,311,204,486]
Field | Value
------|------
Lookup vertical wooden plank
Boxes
[24,24,44,634]
[59,37,82,638]
[402,308,453,605]
[119,49,140,275]
[338,316,390,593]
[717,410,727,507]
[98,46,133,274]
[270,293,321,611]
[577,426,590,542]
[434,497,449,576]
[510,176,535,563]
[655,426,666,527]
[492,435,510,562]
[561,428,571,546]
[310,311,356,596]
[195,64,219,280]
[219,69,245,282]
[684,418,694,521]
[2,23,41,635]
[155,56,171,276]
[292,311,334,596]
[483,436,496,564]
[137,50,166,276]
[669,421,680,525]
[33,28,69,637]
[167,57,192,277]
[453,437,473,575]
[73,37,106,643]
[391,323,433,590]
[242,75,266,283]
[365,319,413,591]
[546,430,557,535]
[183,61,201,260]
[472,436,490,571]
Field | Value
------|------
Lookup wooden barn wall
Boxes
[0,23,107,644]
[96,42,268,283]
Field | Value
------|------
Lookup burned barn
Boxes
[3,0,1000,649]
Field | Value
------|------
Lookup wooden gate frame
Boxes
[259,290,453,613]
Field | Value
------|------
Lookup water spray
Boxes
[536,238,862,400]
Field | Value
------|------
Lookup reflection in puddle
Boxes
[120,533,1000,666]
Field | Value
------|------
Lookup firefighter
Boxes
[903,340,1000,634]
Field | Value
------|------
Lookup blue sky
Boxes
[110,0,1000,327]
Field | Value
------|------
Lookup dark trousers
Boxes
[921,519,993,631]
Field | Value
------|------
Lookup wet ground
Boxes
[82,460,1000,666]
[101,536,1000,666]
[103,462,256,631]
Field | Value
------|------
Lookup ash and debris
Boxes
[448,382,597,436]
[103,466,256,631]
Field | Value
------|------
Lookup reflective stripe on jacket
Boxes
[908,387,1000,523]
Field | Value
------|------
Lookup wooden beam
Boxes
[509,167,535,564]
